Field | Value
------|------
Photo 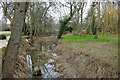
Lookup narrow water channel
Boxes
[26,41,59,78]
[0,36,10,79]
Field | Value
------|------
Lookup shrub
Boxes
[4,27,11,31]
[0,34,6,40]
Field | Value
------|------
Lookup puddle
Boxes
[52,53,57,57]
[0,36,10,49]
[26,41,59,78]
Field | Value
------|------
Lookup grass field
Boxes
[61,34,118,61]
[62,34,118,45]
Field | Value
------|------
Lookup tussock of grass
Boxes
[62,34,118,44]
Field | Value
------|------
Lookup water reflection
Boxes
[26,41,59,78]
[26,55,32,75]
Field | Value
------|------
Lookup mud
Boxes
[0,36,118,78]
[53,44,118,78]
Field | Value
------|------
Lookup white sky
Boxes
[0,7,3,20]
[0,0,93,24]
[49,0,93,23]
[83,0,92,19]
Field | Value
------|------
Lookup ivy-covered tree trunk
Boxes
[2,2,28,78]
[57,3,76,39]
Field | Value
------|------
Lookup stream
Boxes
[0,36,60,78]
[26,41,59,78]
[0,36,10,79]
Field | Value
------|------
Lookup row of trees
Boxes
[57,1,118,39]
[1,1,118,39]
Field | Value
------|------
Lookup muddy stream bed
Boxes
[26,41,60,78]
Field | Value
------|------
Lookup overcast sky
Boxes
[49,0,93,22]
[0,0,93,24]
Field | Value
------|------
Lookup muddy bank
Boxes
[13,46,31,78]
[53,43,118,78]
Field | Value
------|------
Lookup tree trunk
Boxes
[79,7,83,36]
[57,3,76,39]
[30,28,33,40]
[81,8,83,29]
[2,2,28,78]
[94,2,100,39]
[29,3,35,42]
[118,1,120,78]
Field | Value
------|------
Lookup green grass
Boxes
[2,34,28,39]
[3,34,11,36]
[61,34,118,44]
[22,35,28,38]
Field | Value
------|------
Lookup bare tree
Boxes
[2,2,28,78]
[0,2,15,28]
[27,2,53,40]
